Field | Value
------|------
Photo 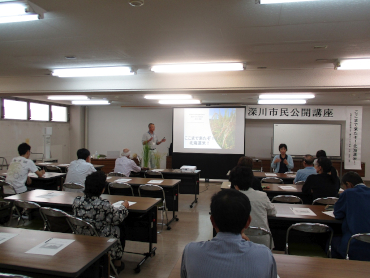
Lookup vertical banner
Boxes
[345,107,362,170]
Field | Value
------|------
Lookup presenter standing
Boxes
[142,123,166,168]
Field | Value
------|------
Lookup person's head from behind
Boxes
[316,150,327,158]
[341,171,363,190]
[237,156,253,168]
[77,148,90,161]
[229,166,254,191]
[84,171,106,197]
[122,148,131,158]
[210,189,251,234]
[18,143,31,158]
[303,155,314,167]
[314,157,332,174]
[279,143,288,155]
[148,123,155,132]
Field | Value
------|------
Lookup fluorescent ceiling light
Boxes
[337,59,370,70]
[72,100,110,105]
[151,63,244,73]
[258,100,306,104]
[0,1,45,24]
[159,100,201,105]
[144,94,192,100]
[259,94,315,99]
[258,0,317,4]
[48,95,89,100]
[52,67,133,77]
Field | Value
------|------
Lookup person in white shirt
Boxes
[5,143,45,194]
[229,165,277,249]
[142,123,166,168]
[114,149,141,177]
[65,148,96,192]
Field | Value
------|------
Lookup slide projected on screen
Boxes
[173,107,245,154]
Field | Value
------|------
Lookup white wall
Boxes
[87,106,172,168]
[69,106,85,161]
[0,120,70,164]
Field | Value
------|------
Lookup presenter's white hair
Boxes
[122,150,131,157]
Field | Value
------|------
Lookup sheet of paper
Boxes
[286,175,296,178]
[322,211,335,218]
[152,169,164,172]
[265,173,277,177]
[112,201,136,208]
[26,238,75,256]
[37,162,52,165]
[36,192,64,199]
[290,207,317,216]
[114,178,132,183]
[147,180,163,184]
[339,188,344,192]
[28,173,38,178]
[0,233,18,245]
[106,177,112,180]
[57,164,70,167]
[278,186,297,190]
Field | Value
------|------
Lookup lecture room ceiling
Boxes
[1,0,370,106]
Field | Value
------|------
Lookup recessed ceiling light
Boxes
[259,94,315,99]
[48,95,88,100]
[144,94,192,100]
[159,100,201,105]
[257,0,317,4]
[336,59,370,70]
[72,100,110,105]
[0,1,45,24]
[52,66,133,77]
[151,63,244,73]
[258,100,306,104]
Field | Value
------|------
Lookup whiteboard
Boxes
[273,124,341,157]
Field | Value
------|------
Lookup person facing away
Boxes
[294,154,317,183]
[114,148,141,177]
[332,172,370,261]
[142,123,166,168]
[181,189,277,278]
[302,156,340,204]
[5,143,45,194]
[65,148,96,191]
[72,171,129,270]
[271,143,294,173]
[229,165,277,248]
[236,156,263,191]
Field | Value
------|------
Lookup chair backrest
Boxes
[272,195,303,204]
[107,172,126,177]
[286,222,334,256]
[144,171,164,179]
[295,181,305,185]
[0,273,33,278]
[39,207,71,233]
[261,177,284,184]
[45,165,62,173]
[312,197,338,205]
[252,159,263,172]
[14,200,41,210]
[108,182,134,196]
[0,181,17,196]
[62,182,84,191]
[138,184,165,201]
[66,215,99,236]
[245,226,273,249]
[346,233,370,260]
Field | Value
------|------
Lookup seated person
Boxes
[114,149,141,177]
[5,143,45,194]
[131,153,141,166]
[181,189,277,278]
[65,148,96,191]
[294,154,317,183]
[236,156,263,191]
[229,166,276,248]
[302,157,340,204]
[332,172,370,261]
[72,171,129,271]
[271,143,294,173]
[316,149,338,175]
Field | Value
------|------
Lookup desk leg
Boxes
[190,180,198,208]
[166,185,179,229]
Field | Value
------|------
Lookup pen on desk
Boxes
[45,238,53,243]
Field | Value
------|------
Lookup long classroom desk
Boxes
[36,162,105,172]
[268,203,342,250]
[107,176,180,227]
[0,227,115,278]
[253,172,296,184]
[0,171,66,191]
[5,190,160,273]
[168,253,370,278]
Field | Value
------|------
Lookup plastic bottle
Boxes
[95,151,98,159]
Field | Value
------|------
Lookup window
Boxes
[51,105,68,122]
[30,102,49,121]
[3,99,27,120]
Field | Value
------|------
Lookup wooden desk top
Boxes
[254,172,296,179]
[270,203,341,223]
[220,182,303,193]
[0,171,66,180]
[169,253,370,278]
[5,190,160,213]
[107,176,181,188]
[0,227,115,277]
[159,169,201,175]
[36,162,104,170]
